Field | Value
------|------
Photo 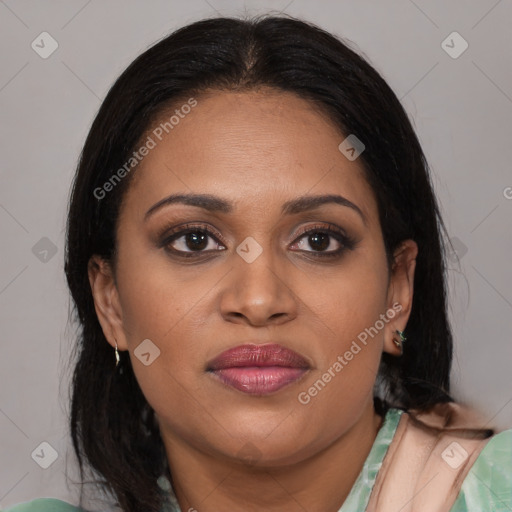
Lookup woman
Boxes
[6,14,511,512]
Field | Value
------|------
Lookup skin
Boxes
[88,87,418,512]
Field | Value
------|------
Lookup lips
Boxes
[206,343,310,395]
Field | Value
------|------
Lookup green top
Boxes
[4,408,512,512]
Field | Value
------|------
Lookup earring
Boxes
[114,340,120,367]
[393,329,407,356]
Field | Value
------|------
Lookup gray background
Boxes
[1,0,511,509]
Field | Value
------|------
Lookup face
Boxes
[89,88,417,468]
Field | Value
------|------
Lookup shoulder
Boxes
[2,498,85,512]
[450,428,512,511]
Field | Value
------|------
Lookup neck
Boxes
[163,400,384,512]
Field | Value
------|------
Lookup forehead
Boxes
[122,89,377,224]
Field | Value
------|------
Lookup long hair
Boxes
[65,14,461,511]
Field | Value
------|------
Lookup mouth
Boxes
[206,343,311,396]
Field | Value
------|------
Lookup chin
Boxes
[213,428,317,468]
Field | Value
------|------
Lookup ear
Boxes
[88,255,128,351]
[383,239,418,356]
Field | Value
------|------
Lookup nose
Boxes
[219,247,299,327]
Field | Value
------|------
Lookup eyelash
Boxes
[159,222,357,260]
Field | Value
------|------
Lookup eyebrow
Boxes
[144,193,367,225]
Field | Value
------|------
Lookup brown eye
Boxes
[298,232,332,252]
[175,231,209,251]
[162,224,226,258]
[290,224,356,258]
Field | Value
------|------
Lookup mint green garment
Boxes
[4,408,511,512]
[2,499,82,512]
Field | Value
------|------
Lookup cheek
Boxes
[114,250,218,402]
[120,271,205,433]
[312,256,389,345]
[115,245,206,343]
[300,256,389,403]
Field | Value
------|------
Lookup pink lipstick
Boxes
[206,343,310,395]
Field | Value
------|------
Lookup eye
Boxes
[159,222,356,260]
[290,224,356,258]
[162,224,226,258]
